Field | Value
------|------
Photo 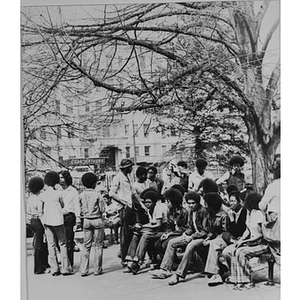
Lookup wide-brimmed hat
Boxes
[119,158,133,169]
[229,155,245,167]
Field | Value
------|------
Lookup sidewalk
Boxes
[23,231,280,300]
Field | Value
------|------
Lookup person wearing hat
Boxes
[188,158,214,194]
[216,155,246,191]
[109,158,136,266]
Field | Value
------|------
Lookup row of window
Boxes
[125,145,167,158]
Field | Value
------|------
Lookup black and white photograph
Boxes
[18,0,283,299]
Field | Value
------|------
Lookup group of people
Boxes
[26,154,280,291]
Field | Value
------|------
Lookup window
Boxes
[68,129,75,138]
[125,147,130,158]
[84,148,89,158]
[135,146,139,157]
[57,126,62,139]
[143,124,150,138]
[66,100,73,114]
[161,128,166,138]
[144,146,150,156]
[83,125,88,132]
[140,55,146,69]
[133,124,139,137]
[85,104,90,113]
[162,145,167,155]
[124,124,129,136]
[40,128,47,140]
[170,127,177,137]
[96,100,102,112]
[55,100,60,113]
[103,126,110,137]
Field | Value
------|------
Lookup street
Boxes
[23,231,280,300]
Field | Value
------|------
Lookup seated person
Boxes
[203,189,247,286]
[149,191,209,285]
[103,194,120,244]
[154,188,189,265]
[124,188,168,274]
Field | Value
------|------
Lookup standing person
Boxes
[216,155,246,192]
[109,159,136,266]
[259,154,280,263]
[147,166,164,197]
[58,170,81,267]
[161,162,181,194]
[27,176,50,274]
[188,158,214,193]
[132,166,150,225]
[149,190,209,285]
[177,161,190,192]
[79,172,106,277]
[230,192,269,291]
[38,171,74,276]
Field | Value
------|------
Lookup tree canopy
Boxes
[21,1,280,193]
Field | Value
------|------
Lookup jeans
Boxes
[80,218,104,275]
[119,207,136,262]
[204,235,227,275]
[63,212,76,267]
[133,232,163,265]
[44,224,73,274]
[30,218,49,273]
[160,236,205,279]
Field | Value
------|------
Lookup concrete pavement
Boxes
[23,231,280,300]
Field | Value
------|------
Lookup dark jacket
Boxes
[166,206,189,235]
[228,207,247,238]
[185,206,209,239]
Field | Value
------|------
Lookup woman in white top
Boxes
[39,171,74,276]
[230,192,269,291]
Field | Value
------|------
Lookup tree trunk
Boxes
[247,124,272,195]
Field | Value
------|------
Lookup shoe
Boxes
[168,274,179,286]
[94,272,103,276]
[103,244,108,249]
[149,269,172,279]
[208,274,223,286]
[81,273,88,277]
[62,271,75,276]
[52,271,61,276]
[123,267,132,273]
[131,262,140,275]
[35,268,50,275]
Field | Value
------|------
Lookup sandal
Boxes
[233,284,243,290]
[168,274,179,286]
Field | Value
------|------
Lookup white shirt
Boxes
[188,169,214,192]
[61,185,80,219]
[39,186,64,226]
[246,209,264,239]
[259,179,280,214]
[109,171,134,210]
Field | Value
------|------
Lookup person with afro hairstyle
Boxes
[38,171,74,276]
[188,158,214,194]
[79,172,106,276]
[126,188,168,274]
[216,155,246,192]
[203,190,246,287]
[146,166,164,197]
[154,188,189,263]
[27,176,50,274]
[149,191,208,285]
[229,192,269,291]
